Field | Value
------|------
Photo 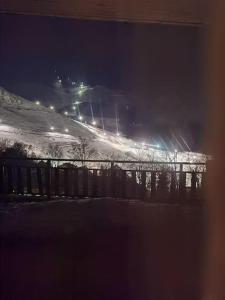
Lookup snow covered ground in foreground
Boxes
[0,87,206,163]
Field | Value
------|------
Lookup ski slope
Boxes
[0,87,206,162]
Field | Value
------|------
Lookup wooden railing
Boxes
[0,158,206,203]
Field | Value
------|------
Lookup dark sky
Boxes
[0,14,203,88]
[0,14,205,150]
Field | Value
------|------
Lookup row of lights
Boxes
[50,126,69,133]
[34,99,165,146]
[36,82,122,137]
[0,112,177,152]
[36,101,55,111]
[35,99,122,140]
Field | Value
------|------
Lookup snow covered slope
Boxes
[0,87,206,162]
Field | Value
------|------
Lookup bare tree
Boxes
[46,143,63,158]
[70,136,97,161]
[0,138,11,153]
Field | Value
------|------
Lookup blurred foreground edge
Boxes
[205,0,225,299]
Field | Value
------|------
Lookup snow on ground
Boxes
[0,87,206,163]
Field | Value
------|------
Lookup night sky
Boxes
[0,14,206,150]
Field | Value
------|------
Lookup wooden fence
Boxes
[0,158,206,202]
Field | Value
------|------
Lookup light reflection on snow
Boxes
[0,124,17,132]
[74,121,206,163]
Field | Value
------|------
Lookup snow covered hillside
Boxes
[0,87,206,162]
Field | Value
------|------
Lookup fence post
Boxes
[170,171,177,200]
[64,168,69,196]
[111,169,116,198]
[46,159,51,201]
[73,168,78,197]
[26,167,32,195]
[7,166,13,194]
[111,161,114,169]
[101,169,107,197]
[179,163,186,201]
[83,168,88,197]
[37,167,43,195]
[131,170,136,199]
[121,170,126,198]
[191,171,197,200]
[17,166,23,195]
[151,171,156,200]
[141,171,146,200]
[54,168,59,196]
[92,169,98,197]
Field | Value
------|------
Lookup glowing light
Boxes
[79,115,83,121]
[64,128,69,133]
[92,120,96,126]
[116,132,120,137]
[156,144,160,149]
[50,126,55,131]
[58,79,62,84]
[50,105,54,110]
[72,106,76,110]
[75,101,81,105]
[64,111,68,116]
[175,149,178,153]
[77,83,88,96]
[35,101,40,105]
[103,132,106,136]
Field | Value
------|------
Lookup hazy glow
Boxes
[50,105,54,110]
[72,106,76,110]
[77,83,88,96]
[64,128,69,133]
[50,126,55,131]
[116,132,120,137]
[35,101,40,105]
[92,120,96,126]
[79,115,83,121]
[0,124,16,132]
[64,111,68,116]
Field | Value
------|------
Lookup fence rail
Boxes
[0,158,206,202]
